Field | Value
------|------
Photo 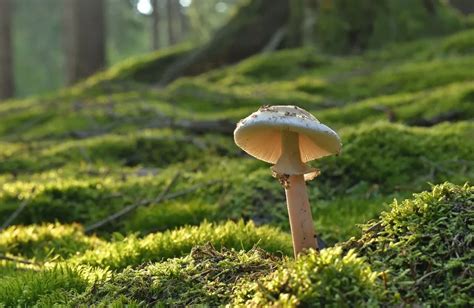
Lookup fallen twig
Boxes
[371,105,396,122]
[407,110,462,127]
[0,198,30,231]
[0,254,42,266]
[85,172,181,233]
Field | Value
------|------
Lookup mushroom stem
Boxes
[272,130,312,175]
[285,174,318,257]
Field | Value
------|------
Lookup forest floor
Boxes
[0,28,473,306]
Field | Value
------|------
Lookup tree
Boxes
[64,0,106,85]
[166,0,178,46]
[159,0,289,84]
[151,0,160,50]
[178,4,189,41]
[449,0,474,14]
[0,0,14,100]
[288,0,305,47]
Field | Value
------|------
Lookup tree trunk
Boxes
[303,0,318,45]
[288,0,305,47]
[166,0,177,46]
[449,0,474,14]
[64,0,106,85]
[0,0,14,100]
[151,0,160,50]
[179,5,189,41]
[159,0,290,84]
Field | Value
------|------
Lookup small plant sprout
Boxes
[234,105,342,257]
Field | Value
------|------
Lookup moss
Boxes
[74,244,279,306]
[319,81,474,127]
[0,122,471,245]
[66,43,193,96]
[0,265,105,307]
[439,28,474,55]
[0,130,235,174]
[344,183,474,305]
[317,122,474,194]
[0,21,473,306]
[1,31,473,143]
[71,220,292,270]
[0,223,103,260]
[224,48,328,82]
[235,247,384,306]
[334,56,474,100]
[125,200,218,234]
[0,184,471,306]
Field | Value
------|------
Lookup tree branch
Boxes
[0,254,41,266]
[85,172,181,233]
[0,198,30,231]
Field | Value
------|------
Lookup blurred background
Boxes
[0,0,241,98]
[0,0,472,99]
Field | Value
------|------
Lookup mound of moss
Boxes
[0,184,472,306]
[318,122,473,194]
[74,244,279,307]
[0,130,235,174]
[345,182,473,305]
[0,122,471,246]
[0,223,103,260]
[71,220,292,270]
[235,247,384,306]
[0,264,110,307]
[67,44,193,96]
[1,29,473,144]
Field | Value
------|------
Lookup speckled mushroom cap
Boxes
[234,105,341,164]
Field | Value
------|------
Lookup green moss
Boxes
[71,220,292,270]
[317,122,474,194]
[125,200,218,234]
[319,81,474,127]
[0,265,104,307]
[0,20,473,307]
[0,122,470,245]
[235,247,384,306]
[0,184,471,306]
[224,48,329,82]
[345,183,474,305]
[0,223,103,260]
[66,44,193,96]
[334,56,474,100]
[439,28,474,55]
[74,244,279,306]
[0,130,235,174]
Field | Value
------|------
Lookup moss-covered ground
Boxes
[0,28,473,306]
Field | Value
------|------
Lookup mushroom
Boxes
[234,105,341,257]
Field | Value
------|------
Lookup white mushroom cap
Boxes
[234,105,341,164]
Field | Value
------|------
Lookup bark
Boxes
[159,0,290,84]
[303,0,318,45]
[422,0,436,14]
[64,0,106,85]
[166,0,178,46]
[449,0,474,14]
[152,0,160,50]
[288,0,305,47]
[179,5,189,41]
[0,0,14,100]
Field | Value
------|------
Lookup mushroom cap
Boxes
[234,105,341,164]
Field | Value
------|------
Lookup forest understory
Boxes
[0,24,473,306]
